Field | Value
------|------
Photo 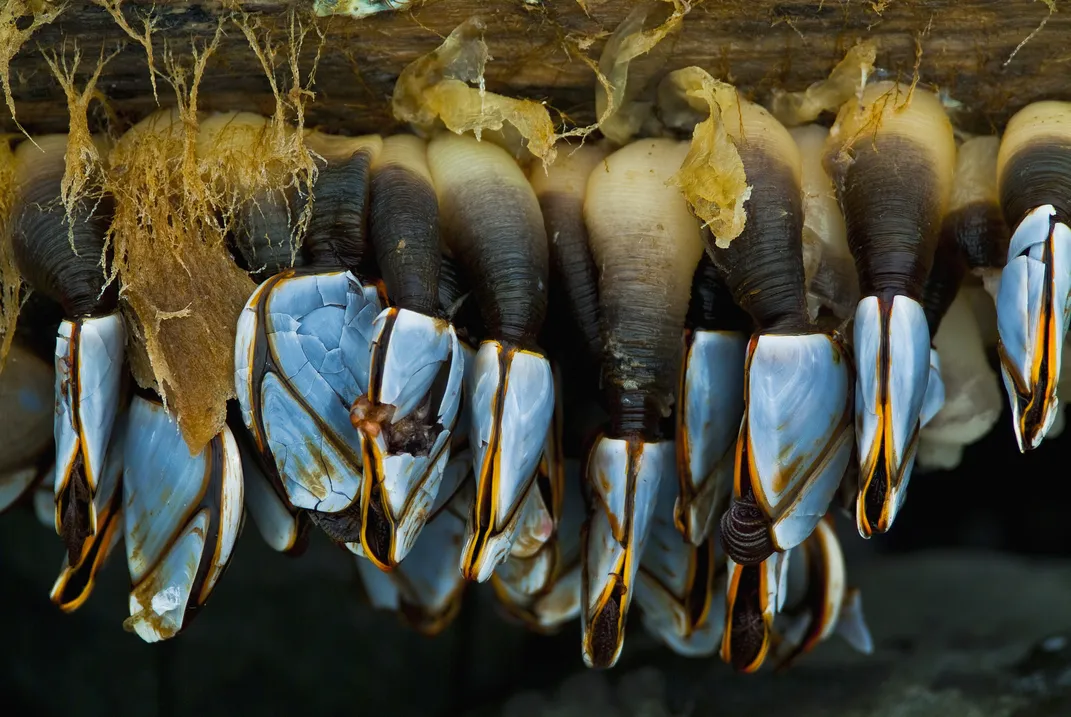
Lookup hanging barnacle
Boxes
[703,97,853,673]
[713,98,854,568]
[234,131,385,554]
[10,133,126,567]
[824,81,956,537]
[674,254,750,546]
[994,102,1071,452]
[425,133,555,583]
[351,133,465,571]
[581,137,702,669]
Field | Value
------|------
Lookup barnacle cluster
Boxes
[0,4,1054,678]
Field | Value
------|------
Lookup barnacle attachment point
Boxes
[392,17,556,165]
[658,67,750,248]
[994,102,1071,452]
[769,41,877,128]
[594,0,690,146]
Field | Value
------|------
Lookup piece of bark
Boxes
[1,0,1068,137]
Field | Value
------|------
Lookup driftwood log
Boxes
[4,0,1070,137]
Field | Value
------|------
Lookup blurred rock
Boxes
[2,505,1071,717]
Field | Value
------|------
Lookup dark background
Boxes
[3,355,1071,716]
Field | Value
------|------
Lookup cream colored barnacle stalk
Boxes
[791,124,858,324]
[633,465,725,657]
[824,82,956,537]
[122,393,243,642]
[199,112,312,557]
[350,134,464,570]
[675,254,750,546]
[994,102,1071,452]
[0,342,54,514]
[233,132,386,554]
[770,516,873,669]
[355,449,474,636]
[581,138,702,669]
[711,99,854,673]
[425,133,555,583]
[10,134,126,569]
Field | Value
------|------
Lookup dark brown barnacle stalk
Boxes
[946,136,1010,283]
[349,134,465,570]
[706,99,853,673]
[233,133,389,558]
[824,81,956,538]
[916,202,972,431]
[527,140,609,368]
[426,132,555,584]
[581,137,702,669]
[994,102,1071,452]
[11,134,126,567]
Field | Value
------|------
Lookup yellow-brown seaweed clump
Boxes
[0,134,18,371]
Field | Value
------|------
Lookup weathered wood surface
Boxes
[4,0,1070,137]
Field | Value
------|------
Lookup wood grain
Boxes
[4,1,1068,137]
